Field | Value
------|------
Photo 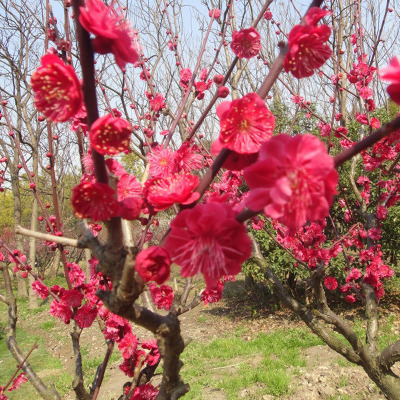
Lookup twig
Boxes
[127,354,145,398]
[210,359,249,370]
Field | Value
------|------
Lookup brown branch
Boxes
[334,116,400,168]
[96,292,189,400]
[0,291,6,303]
[379,340,400,370]
[116,246,143,304]
[72,0,107,184]
[180,278,193,305]
[91,340,114,400]
[127,354,145,398]
[71,325,91,400]
[361,282,379,354]
[78,226,124,282]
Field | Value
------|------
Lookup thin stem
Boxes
[3,340,38,391]
[72,0,108,184]
[164,12,216,147]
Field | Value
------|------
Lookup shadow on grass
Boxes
[203,277,278,321]
[202,273,400,325]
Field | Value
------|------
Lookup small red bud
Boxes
[217,86,230,98]
[213,74,224,85]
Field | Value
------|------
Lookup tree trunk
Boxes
[48,250,61,278]
[11,163,27,298]
[28,196,38,309]
[363,364,400,400]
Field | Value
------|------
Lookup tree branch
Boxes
[71,325,91,400]
[379,340,400,370]
[15,225,80,247]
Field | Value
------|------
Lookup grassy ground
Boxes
[0,312,73,399]
[1,273,398,399]
[0,280,121,399]
[180,328,323,399]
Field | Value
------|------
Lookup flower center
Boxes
[239,119,250,131]
[194,236,225,276]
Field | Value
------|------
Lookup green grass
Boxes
[337,375,349,388]
[81,343,122,385]
[181,328,323,399]
[335,357,352,367]
[39,320,55,331]
[0,325,73,399]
